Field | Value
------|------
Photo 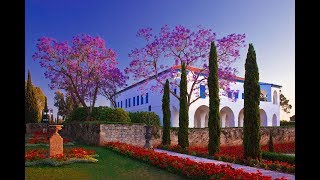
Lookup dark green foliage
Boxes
[178,63,189,149]
[207,41,221,156]
[91,106,113,121]
[280,93,292,114]
[262,151,295,164]
[106,108,131,123]
[162,79,171,146]
[54,91,67,120]
[280,120,295,126]
[268,130,274,152]
[129,112,160,126]
[68,107,87,122]
[67,106,130,123]
[243,43,261,159]
[25,70,39,123]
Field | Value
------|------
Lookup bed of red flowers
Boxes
[27,131,73,144]
[156,143,295,174]
[105,142,287,180]
[25,147,98,166]
[25,147,96,162]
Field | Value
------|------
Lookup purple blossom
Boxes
[126,25,246,104]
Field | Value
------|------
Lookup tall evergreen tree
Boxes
[42,97,49,122]
[243,43,261,159]
[208,41,221,156]
[54,91,67,120]
[25,70,39,123]
[178,63,189,149]
[162,79,171,146]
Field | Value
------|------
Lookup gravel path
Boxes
[154,149,295,180]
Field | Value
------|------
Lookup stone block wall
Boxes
[160,127,295,147]
[26,123,48,134]
[59,123,100,146]
[26,123,295,147]
[99,124,146,146]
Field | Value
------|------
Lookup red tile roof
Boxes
[172,65,245,81]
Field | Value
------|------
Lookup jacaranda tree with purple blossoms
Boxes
[99,68,128,108]
[33,34,126,120]
[126,25,246,110]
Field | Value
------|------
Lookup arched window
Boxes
[273,90,278,104]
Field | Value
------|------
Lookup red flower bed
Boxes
[157,143,295,174]
[262,142,295,154]
[25,147,96,162]
[28,131,73,144]
[106,142,287,180]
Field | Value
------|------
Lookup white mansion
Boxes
[115,66,281,128]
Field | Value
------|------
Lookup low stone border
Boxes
[25,154,99,167]
[25,142,75,147]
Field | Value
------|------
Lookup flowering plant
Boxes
[106,142,288,179]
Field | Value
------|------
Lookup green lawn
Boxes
[25,144,185,180]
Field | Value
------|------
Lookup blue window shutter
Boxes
[200,85,206,98]
[228,92,232,98]
[121,101,123,108]
[148,105,151,111]
[174,88,177,94]
[242,93,244,99]
[129,98,131,107]
[235,92,239,99]
[141,95,144,104]
[125,99,127,108]
[137,96,139,105]
[133,97,135,106]
[146,93,149,103]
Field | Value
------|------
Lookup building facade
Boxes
[115,66,281,128]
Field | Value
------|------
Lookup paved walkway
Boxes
[154,149,295,180]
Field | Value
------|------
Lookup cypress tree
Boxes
[25,70,39,123]
[178,63,189,149]
[243,43,261,159]
[208,41,221,156]
[42,97,49,122]
[162,79,171,146]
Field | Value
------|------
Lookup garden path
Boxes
[154,149,295,180]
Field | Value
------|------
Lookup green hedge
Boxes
[67,107,130,123]
[280,120,295,126]
[67,107,160,125]
[262,151,295,164]
[129,112,160,126]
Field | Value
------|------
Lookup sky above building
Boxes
[25,0,295,120]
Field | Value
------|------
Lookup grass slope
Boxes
[25,145,185,180]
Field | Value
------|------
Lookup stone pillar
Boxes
[49,125,63,157]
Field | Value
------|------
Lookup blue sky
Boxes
[25,0,295,120]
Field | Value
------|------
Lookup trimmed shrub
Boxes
[106,108,130,123]
[67,106,130,123]
[280,120,295,126]
[91,106,113,121]
[262,151,295,164]
[129,112,160,126]
[67,107,87,122]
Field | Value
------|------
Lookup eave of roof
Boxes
[116,66,282,94]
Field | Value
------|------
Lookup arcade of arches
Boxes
[193,105,273,128]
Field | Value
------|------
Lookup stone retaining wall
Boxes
[26,123,295,147]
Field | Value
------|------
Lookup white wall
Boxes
[116,71,281,128]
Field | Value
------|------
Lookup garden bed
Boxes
[105,142,288,180]
[25,131,75,146]
[25,147,98,166]
[156,143,295,174]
